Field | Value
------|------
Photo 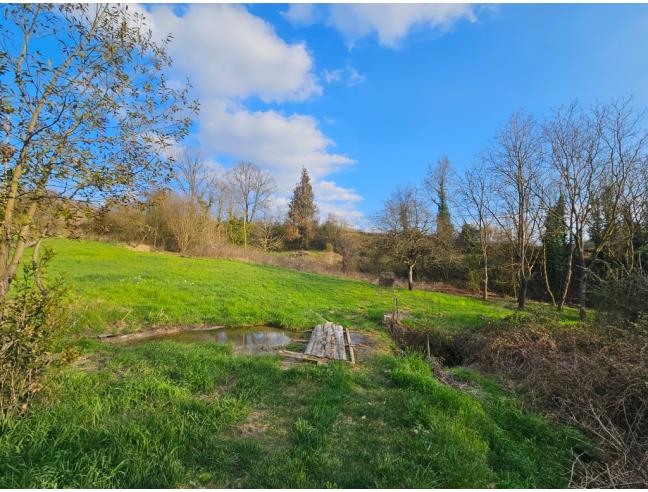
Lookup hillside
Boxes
[44,239,514,334]
[0,239,587,488]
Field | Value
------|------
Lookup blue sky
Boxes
[140,3,648,228]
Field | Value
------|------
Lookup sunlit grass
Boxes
[0,342,586,488]
[44,238,512,334]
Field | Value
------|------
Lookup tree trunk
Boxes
[482,249,489,301]
[577,255,587,321]
[542,242,557,306]
[243,215,247,251]
[407,264,414,291]
[557,241,575,312]
[517,274,527,310]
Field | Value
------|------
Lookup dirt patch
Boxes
[226,407,290,451]
[70,352,110,372]
[237,410,271,436]
[126,243,153,252]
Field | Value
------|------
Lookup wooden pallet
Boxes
[302,321,355,364]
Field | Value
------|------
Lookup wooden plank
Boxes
[306,323,327,358]
[304,321,350,361]
[333,324,346,360]
[345,328,355,366]
[304,324,321,355]
[326,322,334,359]
[278,350,328,364]
[326,322,334,358]
[309,324,321,357]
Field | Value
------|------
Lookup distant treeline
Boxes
[83,99,647,318]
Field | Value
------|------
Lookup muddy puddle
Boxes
[129,326,293,355]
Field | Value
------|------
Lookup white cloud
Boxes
[322,62,366,86]
[281,4,320,27]
[317,200,365,227]
[315,180,362,203]
[323,68,343,84]
[137,4,364,225]
[199,99,353,192]
[283,4,476,49]
[143,4,321,102]
[313,180,364,227]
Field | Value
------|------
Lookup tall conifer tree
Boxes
[287,168,318,249]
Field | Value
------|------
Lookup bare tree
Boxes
[252,205,284,252]
[163,149,220,255]
[174,149,218,207]
[0,4,195,303]
[585,100,648,317]
[544,103,603,313]
[485,112,544,309]
[376,186,432,291]
[227,162,276,249]
[459,161,494,300]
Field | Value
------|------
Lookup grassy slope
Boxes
[44,238,511,334]
[0,239,587,487]
[0,343,586,488]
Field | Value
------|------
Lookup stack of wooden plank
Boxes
[305,321,347,360]
[278,321,355,365]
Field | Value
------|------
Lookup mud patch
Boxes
[347,330,390,363]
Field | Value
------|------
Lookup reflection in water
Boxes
[142,326,292,355]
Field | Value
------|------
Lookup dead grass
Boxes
[459,313,648,487]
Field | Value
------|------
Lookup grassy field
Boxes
[0,239,588,487]
[43,238,514,334]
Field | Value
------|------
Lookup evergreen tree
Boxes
[287,168,318,249]
[543,194,569,301]
[437,182,454,239]
[424,156,454,242]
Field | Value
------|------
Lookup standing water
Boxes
[132,326,293,355]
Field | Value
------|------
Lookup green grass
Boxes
[0,342,586,488]
[43,238,511,334]
[0,238,589,487]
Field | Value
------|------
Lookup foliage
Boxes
[287,168,318,249]
[0,250,68,418]
[542,194,569,300]
[0,3,196,301]
[592,271,648,321]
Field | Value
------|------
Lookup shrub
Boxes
[593,271,648,321]
[0,250,69,418]
[459,313,648,487]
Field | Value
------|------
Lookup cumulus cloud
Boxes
[137,4,364,225]
[144,4,321,102]
[281,4,320,27]
[283,4,476,49]
[317,200,366,227]
[313,180,365,227]
[315,180,362,203]
[199,99,353,191]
